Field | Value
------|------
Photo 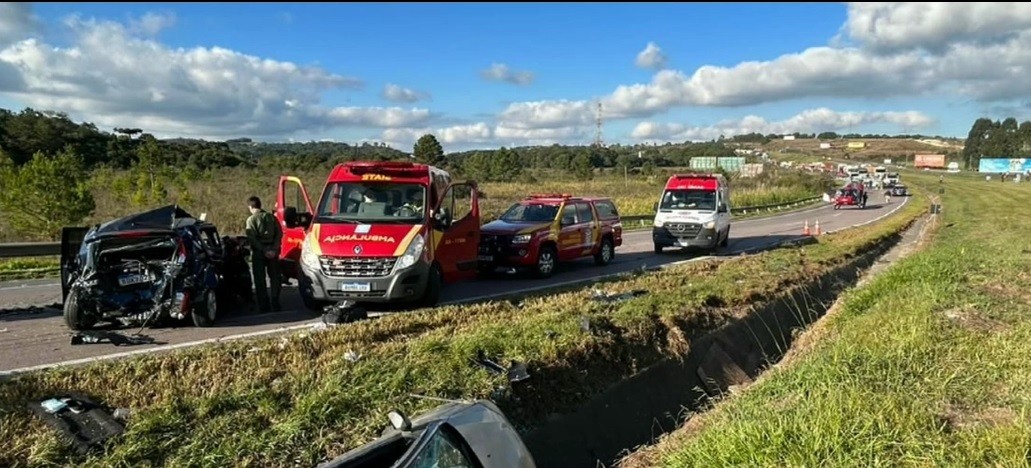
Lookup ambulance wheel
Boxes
[654,244,663,255]
[720,228,730,248]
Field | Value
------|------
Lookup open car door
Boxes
[431,182,480,283]
[275,175,315,280]
[60,226,90,303]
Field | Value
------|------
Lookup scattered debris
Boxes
[0,328,7,333]
[590,289,648,303]
[322,300,367,325]
[344,350,361,362]
[28,393,125,454]
[472,350,531,384]
[70,330,157,346]
[112,408,132,422]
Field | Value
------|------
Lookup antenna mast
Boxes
[594,101,603,147]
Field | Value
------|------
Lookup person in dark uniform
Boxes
[245,196,283,313]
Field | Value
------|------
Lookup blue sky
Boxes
[2,2,1030,151]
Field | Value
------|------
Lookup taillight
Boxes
[175,239,187,264]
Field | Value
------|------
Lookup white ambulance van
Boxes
[652,173,731,254]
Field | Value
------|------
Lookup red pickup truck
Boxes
[477,193,623,278]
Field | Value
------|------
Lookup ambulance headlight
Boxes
[703,221,716,230]
[301,234,320,269]
[396,234,425,271]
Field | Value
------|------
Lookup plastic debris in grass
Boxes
[472,349,530,384]
[589,288,648,304]
[28,393,125,454]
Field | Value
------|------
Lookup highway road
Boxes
[0,196,908,375]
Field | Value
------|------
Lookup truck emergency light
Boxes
[526,193,575,200]
[345,161,422,176]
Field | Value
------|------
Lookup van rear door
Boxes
[276,176,315,280]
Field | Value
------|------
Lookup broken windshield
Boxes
[316,182,427,224]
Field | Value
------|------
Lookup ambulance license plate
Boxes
[340,282,371,293]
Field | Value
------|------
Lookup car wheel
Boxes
[63,289,93,331]
[533,245,557,279]
[594,237,614,266]
[419,263,442,307]
[192,289,217,327]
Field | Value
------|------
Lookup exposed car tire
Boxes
[192,289,218,327]
[419,263,443,307]
[594,237,614,266]
[63,289,93,331]
[533,245,557,279]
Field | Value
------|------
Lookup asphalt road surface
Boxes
[0,197,908,374]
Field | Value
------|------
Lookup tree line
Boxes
[962,117,1031,169]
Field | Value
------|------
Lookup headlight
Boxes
[395,234,425,271]
[300,233,320,270]
[512,233,532,244]
[703,221,716,229]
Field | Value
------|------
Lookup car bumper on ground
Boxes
[653,226,719,249]
[299,260,429,303]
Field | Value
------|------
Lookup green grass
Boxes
[0,257,59,281]
[620,173,1031,467]
[0,184,923,467]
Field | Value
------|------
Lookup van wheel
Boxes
[534,245,557,279]
[192,289,217,327]
[63,289,93,331]
[654,244,663,255]
[419,264,442,307]
[594,237,614,266]
[720,228,730,248]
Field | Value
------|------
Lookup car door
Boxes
[275,175,315,280]
[431,182,480,283]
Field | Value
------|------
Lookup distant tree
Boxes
[412,134,445,166]
[0,147,95,240]
[817,131,840,140]
[571,154,593,181]
[488,147,523,181]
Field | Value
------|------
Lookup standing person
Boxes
[245,196,283,313]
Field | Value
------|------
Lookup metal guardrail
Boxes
[0,196,824,260]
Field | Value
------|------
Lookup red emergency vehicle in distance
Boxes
[832,181,868,209]
[274,161,480,310]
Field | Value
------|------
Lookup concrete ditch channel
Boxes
[520,213,933,467]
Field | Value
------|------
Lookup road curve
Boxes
[0,197,908,374]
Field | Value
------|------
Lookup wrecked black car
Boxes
[60,205,252,330]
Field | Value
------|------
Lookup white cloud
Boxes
[846,2,1031,53]
[0,3,38,48]
[631,108,935,142]
[382,83,429,103]
[129,12,176,36]
[0,14,437,138]
[635,42,667,70]
[382,122,587,151]
[480,62,535,85]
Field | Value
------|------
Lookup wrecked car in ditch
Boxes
[60,205,252,330]
[317,399,535,468]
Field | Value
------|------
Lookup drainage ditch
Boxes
[520,214,930,467]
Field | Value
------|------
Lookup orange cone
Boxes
[814,220,821,235]
[803,220,811,236]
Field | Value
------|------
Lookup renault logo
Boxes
[353,245,363,254]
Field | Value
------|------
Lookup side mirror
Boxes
[718,203,728,213]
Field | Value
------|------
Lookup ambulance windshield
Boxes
[316,182,427,224]
[660,189,716,211]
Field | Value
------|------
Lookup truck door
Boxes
[575,202,598,256]
[275,175,314,280]
[431,182,480,283]
[557,203,583,261]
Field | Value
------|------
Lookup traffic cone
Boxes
[803,220,811,236]
[814,220,821,235]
